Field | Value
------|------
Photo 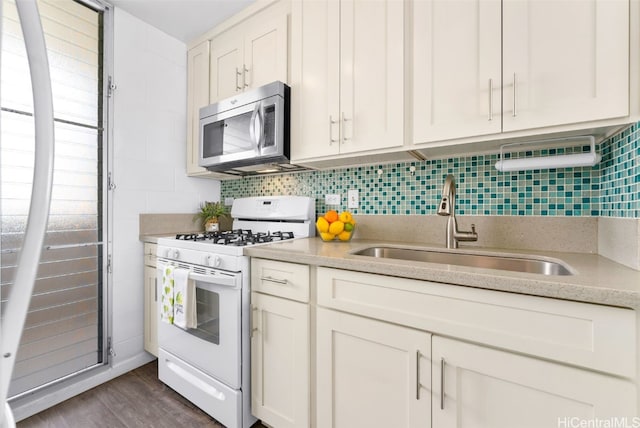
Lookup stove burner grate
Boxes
[175,230,295,246]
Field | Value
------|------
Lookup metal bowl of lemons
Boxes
[316,210,356,242]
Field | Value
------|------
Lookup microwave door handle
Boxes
[256,104,264,151]
[249,101,261,152]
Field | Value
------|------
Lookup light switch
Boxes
[348,190,359,209]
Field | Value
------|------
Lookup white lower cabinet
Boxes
[316,307,431,428]
[143,243,158,357]
[250,259,310,428]
[249,262,637,427]
[432,336,636,427]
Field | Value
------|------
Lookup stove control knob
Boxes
[171,249,180,259]
[206,254,221,267]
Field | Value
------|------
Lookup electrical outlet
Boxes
[348,189,359,209]
[325,194,341,205]
[224,197,234,206]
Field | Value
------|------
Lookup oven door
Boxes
[199,94,284,168]
[157,264,242,389]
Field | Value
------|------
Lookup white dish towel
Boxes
[172,267,197,329]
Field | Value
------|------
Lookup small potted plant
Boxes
[194,201,230,232]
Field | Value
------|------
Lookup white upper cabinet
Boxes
[210,8,288,103]
[185,1,289,179]
[413,0,631,145]
[291,0,404,161]
[210,32,244,103]
[186,40,212,177]
[502,0,629,132]
[413,0,502,143]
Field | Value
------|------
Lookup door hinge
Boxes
[108,337,116,358]
[107,254,113,274]
[107,75,116,98]
[107,172,116,191]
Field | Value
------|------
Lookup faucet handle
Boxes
[471,224,476,233]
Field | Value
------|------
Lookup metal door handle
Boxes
[512,73,517,117]
[440,358,445,410]
[260,276,288,285]
[488,78,493,121]
[329,115,338,145]
[249,101,262,150]
[243,65,250,89]
[341,112,350,143]
[416,350,421,400]
[235,67,242,91]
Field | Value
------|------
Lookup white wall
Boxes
[11,8,221,421]
[111,8,220,362]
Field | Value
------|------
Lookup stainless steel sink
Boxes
[351,247,574,276]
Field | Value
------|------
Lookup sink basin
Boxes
[351,247,574,276]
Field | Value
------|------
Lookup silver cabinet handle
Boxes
[341,112,350,143]
[260,276,288,285]
[488,78,493,121]
[235,67,242,91]
[329,115,338,145]
[243,65,250,89]
[440,358,445,410]
[416,350,421,400]
[512,73,517,117]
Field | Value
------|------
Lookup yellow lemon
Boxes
[320,232,335,241]
[338,211,353,223]
[344,222,354,232]
[316,217,329,233]
[328,220,344,235]
[338,231,352,241]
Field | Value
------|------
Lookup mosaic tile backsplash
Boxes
[222,123,640,218]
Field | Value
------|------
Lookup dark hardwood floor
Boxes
[17,361,267,428]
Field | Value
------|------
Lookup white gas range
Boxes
[156,196,315,428]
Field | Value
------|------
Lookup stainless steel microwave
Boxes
[199,81,291,175]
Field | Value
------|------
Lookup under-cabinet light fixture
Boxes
[494,136,601,172]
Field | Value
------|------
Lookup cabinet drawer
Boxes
[252,259,310,303]
[144,243,157,267]
[317,267,636,378]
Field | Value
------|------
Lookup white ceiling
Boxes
[109,0,256,43]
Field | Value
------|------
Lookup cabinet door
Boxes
[251,292,309,428]
[186,41,211,176]
[316,308,431,428]
[339,0,404,154]
[502,0,629,132]
[244,14,288,90]
[210,30,244,103]
[432,336,636,428]
[413,0,501,143]
[290,0,341,161]
[143,265,158,357]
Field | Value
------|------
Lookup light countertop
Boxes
[244,237,640,310]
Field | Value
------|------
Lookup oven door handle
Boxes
[189,272,241,289]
